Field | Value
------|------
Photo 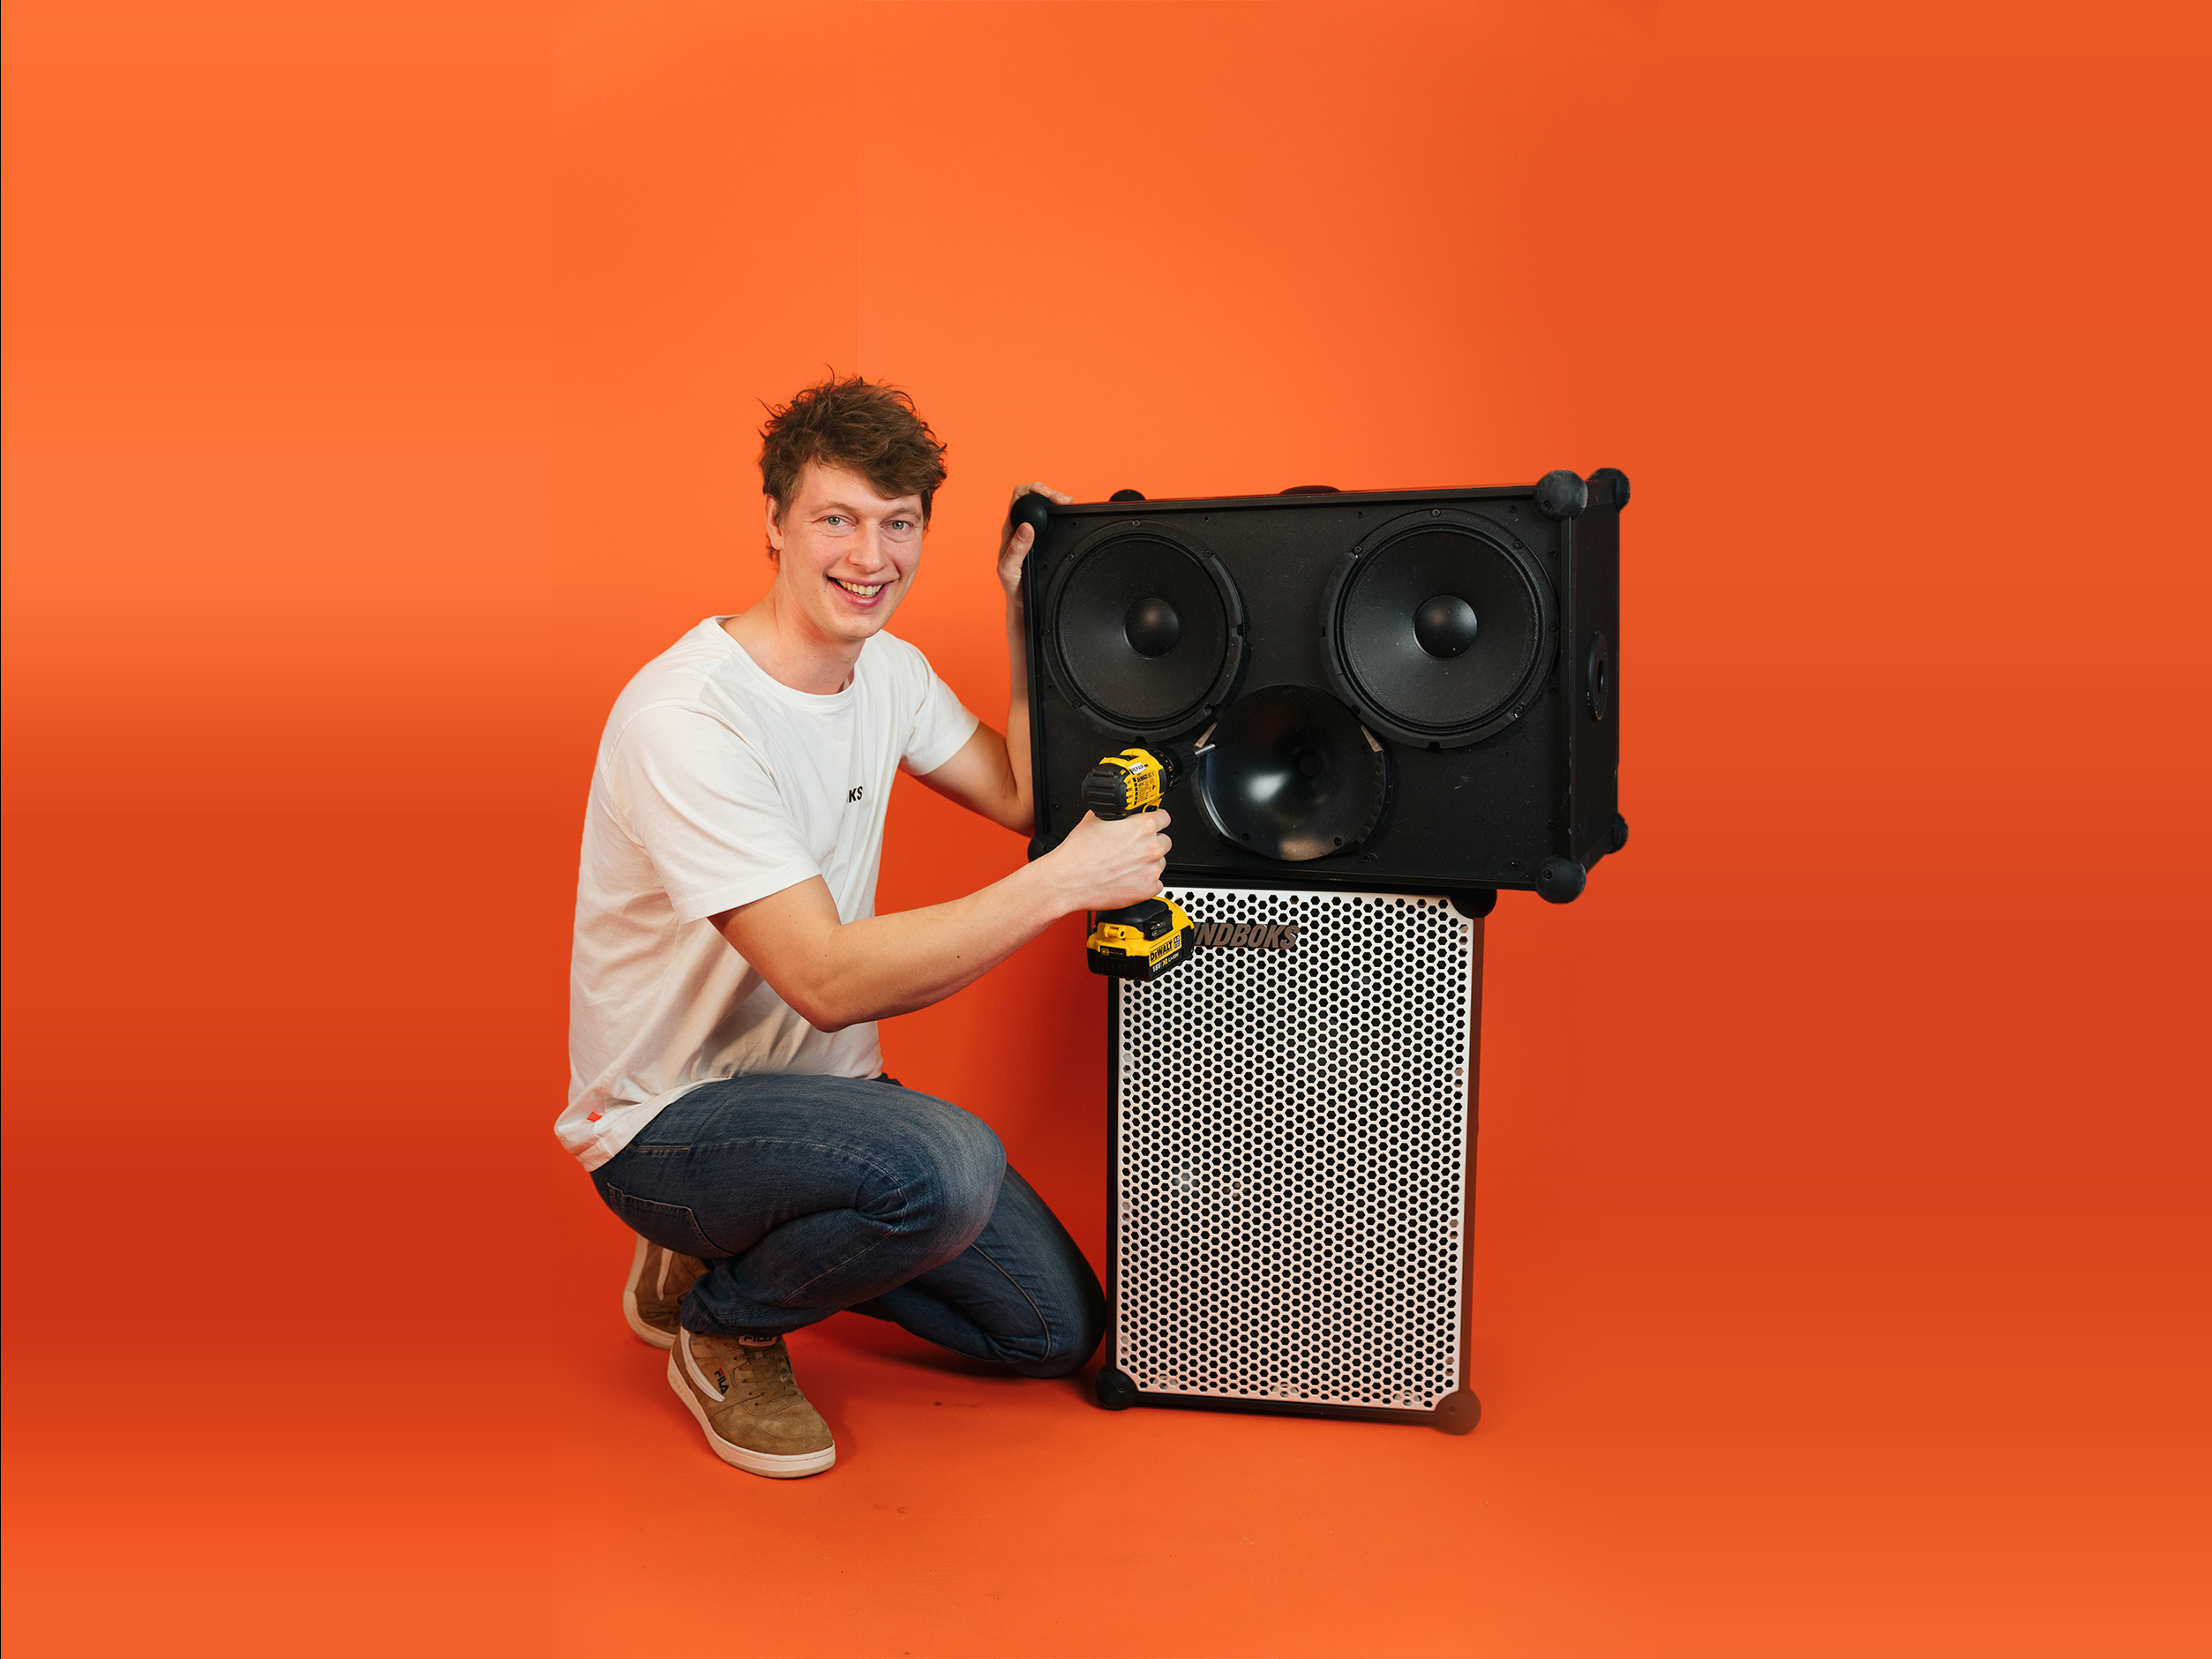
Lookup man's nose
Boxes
[846,526,889,571]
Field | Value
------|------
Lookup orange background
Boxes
[4,3,2208,1655]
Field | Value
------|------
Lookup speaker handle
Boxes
[1279,484,1340,494]
[1110,489,1146,502]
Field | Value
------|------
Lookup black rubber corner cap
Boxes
[1535,470,1588,521]
[1536,857,1586,903]
[1590,467,1631,511]
[1094,1369,1137,1410]
[1432,1389,1481,1435]
[1009,494,1053,535]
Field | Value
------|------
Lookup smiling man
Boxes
[559,375,1168,1478]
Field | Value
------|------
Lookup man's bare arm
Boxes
[993,483,1055,836]
[913,724,1030,834]
[713,807,1169,1032]
[912,480,1071,836]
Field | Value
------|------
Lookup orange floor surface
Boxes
[5,810,2206,1657]
[7,1,2210,1654]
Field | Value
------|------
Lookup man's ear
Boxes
[763,493,783,564]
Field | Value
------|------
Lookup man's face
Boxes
[765,462,926,646]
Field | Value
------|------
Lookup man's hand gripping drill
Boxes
[1068,743,1204,980]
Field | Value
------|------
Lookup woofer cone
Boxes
[1042,519,1247,741]
[1321,509,1556,749]
[1196,685,1390,863]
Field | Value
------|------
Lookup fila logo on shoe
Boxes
[681,1339,727,1401]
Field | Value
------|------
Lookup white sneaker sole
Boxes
[621,1234,676,1350]
[664,1352,837,1478]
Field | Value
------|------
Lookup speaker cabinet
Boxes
[1095,884,1483,1432]
[1020,471,1627,903]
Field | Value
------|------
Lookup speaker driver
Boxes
[1043,521,1247,741]
[1196,685,1389,862]
[1322,510,1556,749]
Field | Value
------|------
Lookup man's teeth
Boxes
[835,580,883,597]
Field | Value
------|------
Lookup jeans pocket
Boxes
[597,1182,724,1259]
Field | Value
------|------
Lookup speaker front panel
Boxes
[1105,886,1479,1425]
[1026,483,1616,896]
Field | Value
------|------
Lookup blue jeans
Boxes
[590,1073,1105,1377]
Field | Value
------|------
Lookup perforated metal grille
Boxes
[1113,888,1474,1411]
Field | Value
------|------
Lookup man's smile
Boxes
[833,579,885,597]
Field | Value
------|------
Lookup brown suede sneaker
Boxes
[621,1233,707,1350]
[666,1329,836,1478]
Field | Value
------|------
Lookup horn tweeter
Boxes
[1196,685,1389,862]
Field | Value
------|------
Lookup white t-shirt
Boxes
[559,616,979,1171]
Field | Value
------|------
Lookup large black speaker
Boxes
[1019,469,1627,905]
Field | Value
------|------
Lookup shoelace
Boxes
[722,1339,796,1408]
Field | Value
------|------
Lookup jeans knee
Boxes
[1017,1331,1099,1378]
[890,1103,1005,1265]
[1004,1294,1106,1378]
[993,1248,1106,1378]
[1068,1274,1108,1372]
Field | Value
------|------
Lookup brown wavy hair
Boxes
[757,374,949,560]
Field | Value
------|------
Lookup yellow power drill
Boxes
[1082,743,1202,980]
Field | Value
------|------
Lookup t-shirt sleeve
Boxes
[609,702,822,924]
[901,656,982,777]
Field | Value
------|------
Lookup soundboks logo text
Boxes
[1194,921,1301,952]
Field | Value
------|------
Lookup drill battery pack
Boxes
[1085,896,1196,980]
